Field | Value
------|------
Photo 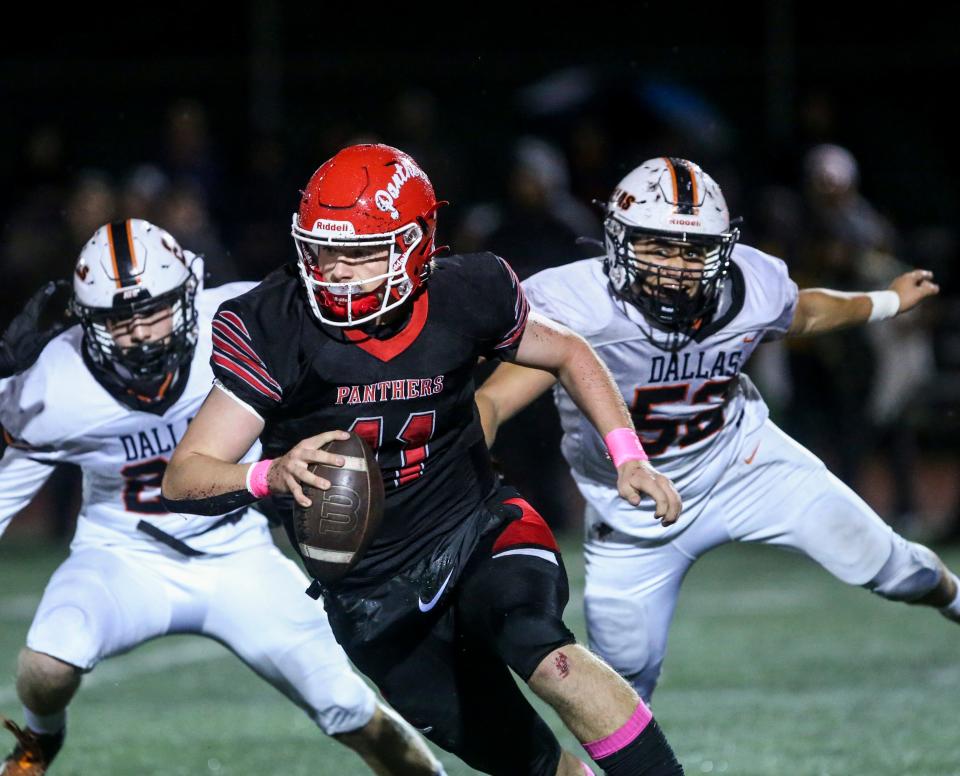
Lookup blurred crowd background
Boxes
[3,7,958,543]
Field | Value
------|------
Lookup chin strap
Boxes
[127,371,175,403]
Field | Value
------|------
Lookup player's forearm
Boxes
[787,289,875,336]
[160,451,257,516]
[160,385,269,514]
[514,314,632,437]
[555,337,633,437]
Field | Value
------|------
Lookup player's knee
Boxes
[864,538,942,602]
[623,664,662,704]
[26,602,106,672]
[466,552,575,681]
[308,674,376,735]
[496,606,576,682]
[331,704,382,755]
[17,648,81,702]
[585,594,660,691]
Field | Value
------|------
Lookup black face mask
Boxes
[75,280,198,398]
[603,219,739,335]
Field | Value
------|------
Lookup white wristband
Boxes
[866,290,900,322]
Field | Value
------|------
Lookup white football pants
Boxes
[580,419,937,701]
[26,539,375,734]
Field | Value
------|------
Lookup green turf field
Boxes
[1,535,958,775]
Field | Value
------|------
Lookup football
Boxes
[293,432,384,583]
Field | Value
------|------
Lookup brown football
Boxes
[293,432,384,583]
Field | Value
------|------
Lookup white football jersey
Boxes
[0,283,267,555]
[524,243,798,510]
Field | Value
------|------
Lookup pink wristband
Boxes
[246,459,273,499]
[604,427,649,467]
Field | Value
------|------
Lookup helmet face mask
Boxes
[603,158,739,337]
[72,219,200,399]
[604,221,736,332]
[76,282,198,389]
[293,215,429,326]
[291,144,442,327]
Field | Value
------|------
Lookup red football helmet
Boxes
[291,144,444,326]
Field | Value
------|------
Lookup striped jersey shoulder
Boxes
[207,271,298,406]
[489,254,529,352]
[432,252,530,353]
[210,306,283,404]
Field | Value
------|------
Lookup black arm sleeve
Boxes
[160,489,258,517]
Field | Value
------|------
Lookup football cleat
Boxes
[0,719,63,775]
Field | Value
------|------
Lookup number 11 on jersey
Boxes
[349,411,437,488]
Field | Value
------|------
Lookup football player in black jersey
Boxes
[163,144,684,776]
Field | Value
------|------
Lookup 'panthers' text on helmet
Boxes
[72,219,201,401]
[603,157,740,338]
[291,144,444,327]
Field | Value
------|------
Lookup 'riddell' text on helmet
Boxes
[603,157,740,338]
[72,219,201,400]
[291,144,444,327]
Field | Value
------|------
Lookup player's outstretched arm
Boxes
[161,386,349,513]
[476,363,557,446]
[787,268,939,337]
[0,280,73,378]
[512,312,682,525]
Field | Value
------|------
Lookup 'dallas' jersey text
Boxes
[524,243,798,501]
[0,283,266,555]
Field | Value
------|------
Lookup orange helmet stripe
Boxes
[106,220,141,288]
[661,157,679,203]
[665,157,697,215]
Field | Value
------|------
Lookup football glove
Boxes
[0,280,74,378]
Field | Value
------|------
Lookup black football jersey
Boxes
[210,253,529,586]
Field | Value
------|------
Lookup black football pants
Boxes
[339,526,576,775]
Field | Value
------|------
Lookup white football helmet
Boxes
[603,157,739,333]
[72,219,203,393]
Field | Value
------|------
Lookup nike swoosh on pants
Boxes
[418,569,454,612]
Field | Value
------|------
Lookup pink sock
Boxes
[583,701,654,760]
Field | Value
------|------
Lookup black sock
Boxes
[593,719,684,775]
[3,718,65,767]
[34,727,65,763]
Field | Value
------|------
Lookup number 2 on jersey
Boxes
[121,457,168,514]
[349,411,436,487]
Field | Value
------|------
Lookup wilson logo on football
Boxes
[318,486,361,534]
